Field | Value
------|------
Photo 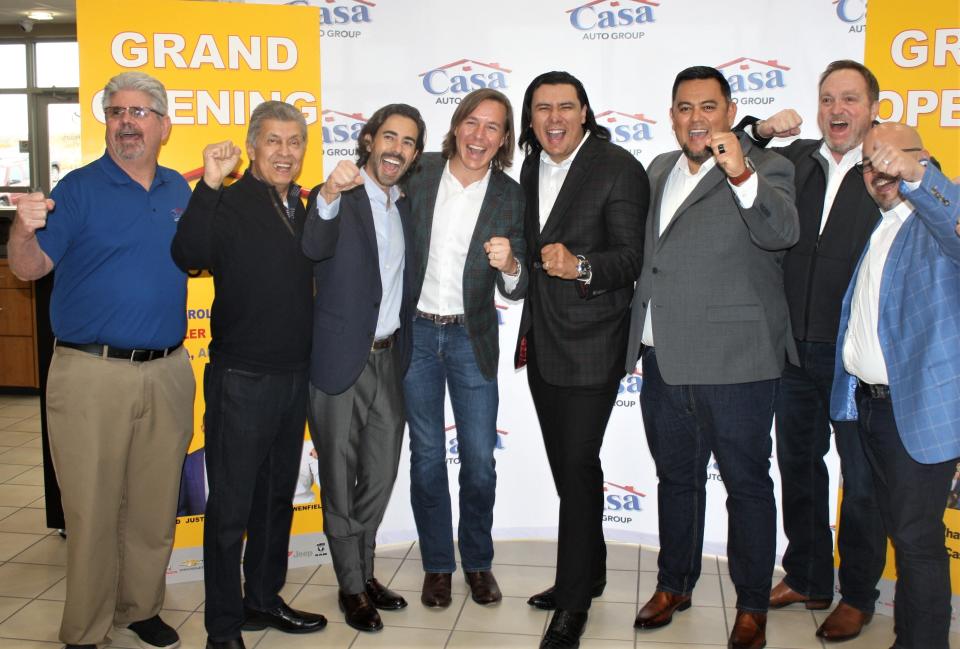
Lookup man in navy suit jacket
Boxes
[831,122,960,649]
[302,104,425,634]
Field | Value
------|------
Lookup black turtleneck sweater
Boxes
[171,171,313,373]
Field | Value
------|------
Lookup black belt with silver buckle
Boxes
[56,340,182,362]
[416,310,465,325]
[857,379,890,400]
[371,332,396,351]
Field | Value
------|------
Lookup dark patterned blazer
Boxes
[405,152,527,380]
[514,135,648,386]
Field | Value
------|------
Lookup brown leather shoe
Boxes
[634,591,692,629]
[768,579,831,610]
[729,609,767,649]
[421,572,453,608]
[465,570,502,605]
[364,577,407,610]
[337,591,382,632]
[816,601,873,641]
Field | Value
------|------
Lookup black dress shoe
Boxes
[540,609,588,649]
[365,577,408,610]
[242,599,327,634]
[528,580,606,610]
[205,638,246,649]
[338,590,383,632]
[465,570,502,605]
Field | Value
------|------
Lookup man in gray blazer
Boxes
[625,66,798,649]
[403,88,527,609]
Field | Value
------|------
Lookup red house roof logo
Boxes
[595,110,657,125]
[715,57,791,72]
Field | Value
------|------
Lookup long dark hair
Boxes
[356,103,427,182]
[518,71,610,157]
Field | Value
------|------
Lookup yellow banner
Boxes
[865,0,960,177]
[77,0,324,551]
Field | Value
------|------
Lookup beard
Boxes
[681,143,712,165]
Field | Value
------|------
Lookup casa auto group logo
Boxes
[616,369,642,408]
[596,110,655,158]
[833,0,866,29]
[446,424,508,464]
[603,481,645,524]
[420,59,511,104]
[309,0,374,39]
[715,57,790,107]
[321,109,366,159]
[566,0,658,40]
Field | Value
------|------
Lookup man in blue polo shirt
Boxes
[8,71,194,649]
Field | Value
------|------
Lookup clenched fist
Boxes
[319,160,364,205]
[202,141,242,190]
[484,236,518,274]
[13,192,55,235]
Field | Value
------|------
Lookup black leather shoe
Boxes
[365,577,408,610]
[242,600,327,634]
[205,638,246,649]
[528,580,606,610]
[338,591,383,632]
[540,609,588,649]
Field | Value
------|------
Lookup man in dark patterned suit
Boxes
[403,88,527,610]
[514,71,648,649]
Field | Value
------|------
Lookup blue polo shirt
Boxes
[36,151,190,349]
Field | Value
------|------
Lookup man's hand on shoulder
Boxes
[202,141,242,190]
[755,109,802,139]
[319,160,364,205]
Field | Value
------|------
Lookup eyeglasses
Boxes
[856,147,922,174]
[104,106,165,120]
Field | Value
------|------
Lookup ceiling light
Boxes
[27,11,54,20]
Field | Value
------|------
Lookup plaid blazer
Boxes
[405,153,527,380]
[831,165,960,464]
[515,135,648,386]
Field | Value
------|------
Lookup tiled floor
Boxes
[1,393,958,649]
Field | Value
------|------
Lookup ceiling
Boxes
[0,0,75,28]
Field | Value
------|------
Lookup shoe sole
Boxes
[634,599,692,629]
[112,626,181,649]
[240,621,326,634]
[770,599,832,610]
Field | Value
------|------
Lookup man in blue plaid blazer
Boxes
[830,122,960,649]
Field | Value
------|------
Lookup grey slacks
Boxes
[307,344,405,594]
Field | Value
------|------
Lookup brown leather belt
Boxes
[857,379,890,400]
[56,339,182,362]
[416,310,465,325]
[371,332,396,350]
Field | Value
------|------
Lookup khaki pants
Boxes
[46,345,194,646]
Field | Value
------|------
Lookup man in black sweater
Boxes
[171,101,326,649]
[741,60,887,642]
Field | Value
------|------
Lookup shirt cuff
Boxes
[501,264,522,292]
[315,194,341,221]
[901,178,921,193]
[729,171,758,208]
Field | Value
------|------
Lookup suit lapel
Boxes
[539,136,600,243]
[414,159,446,282]
[650,152,679,244]
[520,156,541,252]
[467,171,504,267]
[350,186,381,259]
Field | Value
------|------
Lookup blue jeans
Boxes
[403,317,498,573]
[775,341,886,611]
[856,388,955,649]
[640,347,778,611]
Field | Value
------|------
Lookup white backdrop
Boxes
[259,0,867,559]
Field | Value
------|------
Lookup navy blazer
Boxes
[303,184,415,395]
[831,165,960,464]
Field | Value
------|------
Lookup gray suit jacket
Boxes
[625,135,799,385]
[405,153,527,380]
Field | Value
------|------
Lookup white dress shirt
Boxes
[842,199,915,385]
[818,142,862,235]
[640,153,758,348]
[538,132,590,231]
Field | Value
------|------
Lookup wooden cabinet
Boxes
[0,259,39,387]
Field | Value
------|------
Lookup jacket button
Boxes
[652,267,658,274]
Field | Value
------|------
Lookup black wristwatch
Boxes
[576,255,592,281]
